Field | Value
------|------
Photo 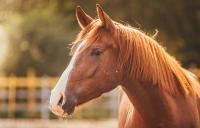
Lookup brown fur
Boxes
[55,5,200,128]
[72,17,197,96]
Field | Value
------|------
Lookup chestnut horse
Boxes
[49,5,200,128]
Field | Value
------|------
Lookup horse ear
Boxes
[76,6,93,29]
[96,4,115,30]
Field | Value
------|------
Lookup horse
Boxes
[49,5,200,128]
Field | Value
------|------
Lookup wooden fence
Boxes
[0,70,58,118]
[0,69,119,119]
[0,68,199,119]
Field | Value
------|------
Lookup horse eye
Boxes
[91,48,102,56]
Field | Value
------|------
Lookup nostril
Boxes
[49,91,69,117]
[58,96,63,106]
[58,93,66,106]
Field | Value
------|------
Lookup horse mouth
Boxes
[49,104,75,118]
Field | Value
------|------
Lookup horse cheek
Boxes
[85,62,99,78]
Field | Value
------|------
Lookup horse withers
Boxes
[49,5,200,128]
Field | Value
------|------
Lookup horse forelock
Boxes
[70,19,104,55]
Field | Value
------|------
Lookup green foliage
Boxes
[3,3,78,75]
[1,0,200,75]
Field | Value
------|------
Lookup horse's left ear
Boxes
[96,4,115,30]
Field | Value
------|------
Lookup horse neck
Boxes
[121,79,198,127]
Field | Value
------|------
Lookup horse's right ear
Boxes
[76,6,93,29]
[96,4,115,30]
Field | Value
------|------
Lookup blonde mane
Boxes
[73,20,196,96]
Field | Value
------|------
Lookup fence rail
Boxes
[0,70,59,118]
[0,70,119,119]
[0,68,199,119]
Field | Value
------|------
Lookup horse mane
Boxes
[72,20,196,96]
[114,23,195,95]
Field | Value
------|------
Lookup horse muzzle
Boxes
[49,89,76,117]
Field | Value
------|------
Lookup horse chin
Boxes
[63,106,75,116]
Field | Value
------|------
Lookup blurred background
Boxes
[0,0,199,128]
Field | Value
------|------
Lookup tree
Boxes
[3,3,77,75]
[2,0,200,76]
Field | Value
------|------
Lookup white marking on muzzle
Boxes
[49,40,87,116]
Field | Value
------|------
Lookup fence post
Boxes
[0,73,7,111]
[8,74,17,118]
[41,76,50,119]
[27,69,37,117]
